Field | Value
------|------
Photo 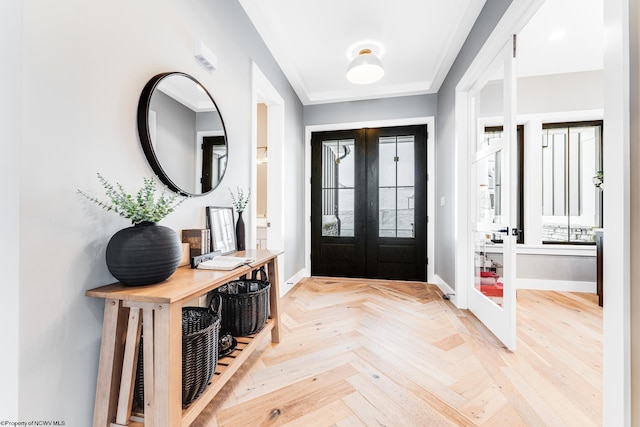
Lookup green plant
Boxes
[78,173,186,224]
[593,170,603,188]
[229,186,250,213]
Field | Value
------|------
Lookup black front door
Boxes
[311,125,427,281]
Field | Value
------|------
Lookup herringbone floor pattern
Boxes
[192,277,602,426]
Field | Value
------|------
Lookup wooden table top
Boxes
[86,249,283,304]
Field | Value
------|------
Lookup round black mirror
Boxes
[137,72,228,196]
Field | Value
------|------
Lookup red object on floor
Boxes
[479,271,498,278]
[478,271,504,297]
[481,281,504,297]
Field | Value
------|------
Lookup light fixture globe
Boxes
[346,49,384,84]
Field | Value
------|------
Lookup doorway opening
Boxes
[256,103,268,249]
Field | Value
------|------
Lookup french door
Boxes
[311,125,427,281]
[467,37,518,350]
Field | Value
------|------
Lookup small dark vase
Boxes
[106,221,181,286]
[235,211,246,251]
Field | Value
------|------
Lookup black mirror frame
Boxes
[137,72,228,197]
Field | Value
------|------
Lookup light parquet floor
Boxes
[192,277,602,427]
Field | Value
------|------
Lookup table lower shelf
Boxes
[129,318,275,427]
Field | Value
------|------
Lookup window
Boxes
[541,121,603,244]
[378,135,415,238]
[320,139,355,237]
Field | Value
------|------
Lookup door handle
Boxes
[511,228,520,236]
[496,227,509,234]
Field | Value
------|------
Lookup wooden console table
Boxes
[86,249,282,427]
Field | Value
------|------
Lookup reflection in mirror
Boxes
[206,206,236,254]
[138,72,227,196]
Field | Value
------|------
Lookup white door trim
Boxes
[602,0,631,424]
[250,62,286,288]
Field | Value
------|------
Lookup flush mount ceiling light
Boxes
[346,48,384,85]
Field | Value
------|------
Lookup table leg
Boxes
[141,308,155,426]
[114,308,141,425]
[267,257,281,343]
[152,302,182,427]
[92,299,128,427]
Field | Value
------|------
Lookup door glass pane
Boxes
[379,187,396,237]
[379,139,396,187]
[378,135,415,238]
[472,48,506,309]
[337,188,354,236]
[475,63,505,152]
[474,230,506,307]
[321,139,355,237]
[397,187,414,237]
[397,136,415,187]
[476,150,503,224]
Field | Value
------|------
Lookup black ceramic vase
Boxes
[235,211,246,251]
[106,222,182,286]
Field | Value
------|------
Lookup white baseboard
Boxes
[433,274,457,305]
[281,268,307,296]
[517,278,596,293]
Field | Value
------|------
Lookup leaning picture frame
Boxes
[206,206,236,255]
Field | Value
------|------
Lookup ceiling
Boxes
[239,0,603,106]
[517,0,603,78]
[158,75,217,112]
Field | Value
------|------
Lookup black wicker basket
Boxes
[134,303,221,408]
[214,267,270,336]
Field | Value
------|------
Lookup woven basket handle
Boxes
[207,292,223,318]
[251,266,268,282]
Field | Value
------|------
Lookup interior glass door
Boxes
[468,37,517,350]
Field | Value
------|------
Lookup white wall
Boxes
[518,70,604,114]
[0,0,21,419]
[19,0,303,424]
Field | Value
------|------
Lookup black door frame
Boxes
[310,124,428,281]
